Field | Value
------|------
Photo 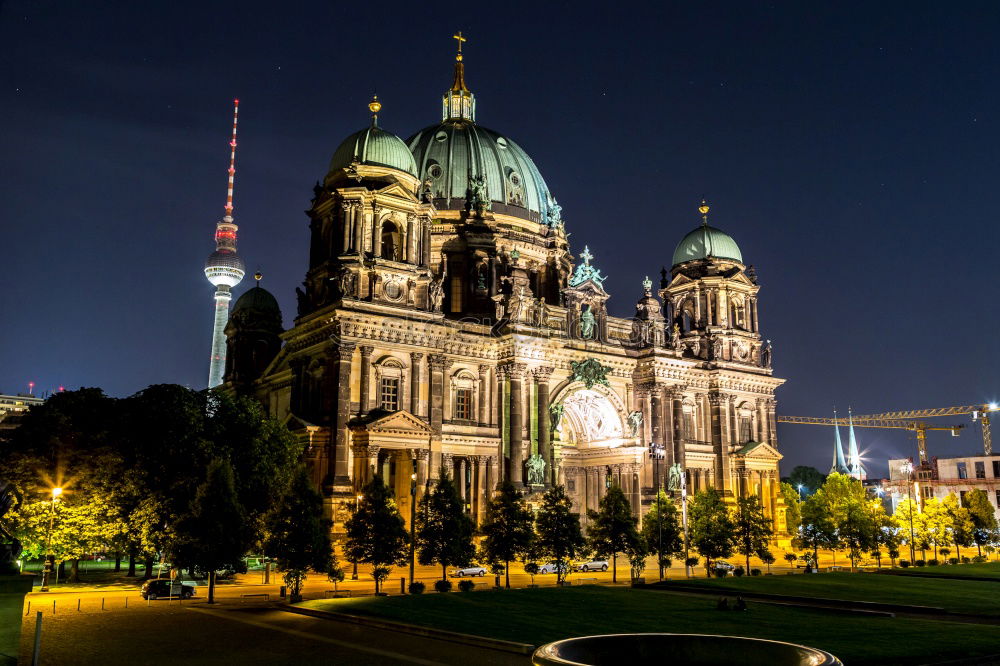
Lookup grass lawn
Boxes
[882,561,1000,580]
[671,571,1000,615]
[298,586,1000,665]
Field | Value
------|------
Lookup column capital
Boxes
[328,342,355,362]
[428,353,452,372]
[353,444,380,458]
[478,364,490,377]
[499,361,527,380]
[708,392,725,407]
[414,449,429,461]
[532,366,555,383]
[359,344,375,358]
[441,452,454,466]
[410,351,425,362]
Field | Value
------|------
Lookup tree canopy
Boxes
[479,480,534,588]
[416,474,475,581]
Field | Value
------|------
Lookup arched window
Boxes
[374,356,406,412]
[380,220,400,261]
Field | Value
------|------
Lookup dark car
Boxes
[140,579,194,600]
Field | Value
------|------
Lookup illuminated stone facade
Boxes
[227,45,787,536]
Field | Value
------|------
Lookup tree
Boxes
[784,552,798,567]
[586,485,640,583]
[641,490,683,580]
[732,495,773,573]
[941,494,974,559]
[784,466,826,495]
[779,482,802,532]
[173,459,248,603]
[869,501,898,568]
[795,493,837,566]
[761,551,775,574]
[626,534,649,581]
[838,497,876,569]
[263,466,332,602]
[479,480,534,588]
[535,485,585,584]
[965,489,998,556]
[344,476,408,594]
[416,474,475,581]
[893,498,929,561]
[688,490,734,576]
[923,497,951,560]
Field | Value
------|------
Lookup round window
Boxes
[434,131,448,142]
[496,137,508,149]
[383,280,402,301]
[427,164,443,179]
[509,172,521,186]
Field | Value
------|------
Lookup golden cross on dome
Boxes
[699,199,710,225]
[580,245,593,264]
[453,31,467,58]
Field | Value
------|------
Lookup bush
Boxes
[915,559,926,567]
[928,559,940,566]
[961,557,971,564]
[458,580,475,592]
[434,579,452,593]
[939,548,951,558]
[899,559,910,568]
[733,566,745,577]
[408,581,425,594]
[750,568,762,576]
[685,557,700,569]
[948,557,959,566]
[972,555,987,563]
[712,568,728,578]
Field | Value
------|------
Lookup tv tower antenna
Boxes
[203,99,246,388]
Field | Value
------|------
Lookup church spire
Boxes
[443,31,476,122]
[830,409,849,475]
[847,408,866,480]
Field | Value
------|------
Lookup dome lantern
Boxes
[442,31,476,122]
[671,201,744,268]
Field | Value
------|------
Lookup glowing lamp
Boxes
[51,487,63,498]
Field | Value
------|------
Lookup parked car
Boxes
[714,560,736,571]
[538,561,569,575]
[140,579,194,600]
[451,566,487,577]
[577,559,609,572]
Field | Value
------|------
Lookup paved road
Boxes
[18,601,528,665]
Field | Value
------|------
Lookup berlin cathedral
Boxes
[222,36,787,537]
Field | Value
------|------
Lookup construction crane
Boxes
[776,415,963,465]
[850,404,999,457]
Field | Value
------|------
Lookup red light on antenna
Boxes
[234,98,239,104]
[58,386,65,392]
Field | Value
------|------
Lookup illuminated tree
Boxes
[689,489,735,576]
[416,474,475,582]
[965,489,998,556]
[344,476,408,594]
[731,495,773,573]
[535,485,585,584]
[779,482,802,531]
[586,485,640,583]
[479,480,534,588]
[641,490,683,580]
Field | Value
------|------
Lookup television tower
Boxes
[204,99,246,388]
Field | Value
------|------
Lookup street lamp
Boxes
[648,443,665,580]
[39,487,62,592]
[797,484,805,500]
[351,493,362,580]
[900,461,916,563]
[409,472,417,587]
[680,469,691,578]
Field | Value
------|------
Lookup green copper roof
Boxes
[407,122,562,226]
[672,224,743,267]
[329,124,418,177]
[233,285,280,314]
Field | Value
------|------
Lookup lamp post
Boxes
[409,472,417,587]
[900,462,916,563]
[680,470,691,578]
[648,443,665,580]
[351,493,362,580]
[797,484,805,501]
[39,487,62,592]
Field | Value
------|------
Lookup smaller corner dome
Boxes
[328,125,418,177]
[672,224,743,267]
[232,285,281,314]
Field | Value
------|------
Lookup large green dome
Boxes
[672,224,743,267]
[329,124,417,177]
[233,284,280,314]
[407,121,561,226]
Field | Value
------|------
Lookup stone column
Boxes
[636,386,652,446]
[410,352,424,416]
[474,456,488,524]
[414,449,429,493]
[478,365,490,426]
[650,385,663,448]
[767,399,778,448]
[428,354,451,436]
[506,363,527,486]
[458,457,468,505]
[441,453,454,481]
[630,463,641,516]
[341,204,352,254]
[372,203,382,257]
[359,345,374,414]
[671,389,684,467]
[534,366,554,484]
[329,342,355,490]
[365,445,380,484]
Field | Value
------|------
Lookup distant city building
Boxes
[220,36,789,538]
[0,392,44,432]
[885,455,1000,521]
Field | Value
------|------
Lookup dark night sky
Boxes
[3,1,998,477]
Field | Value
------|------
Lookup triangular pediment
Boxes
[350,409,431,434]
[283,414,318,432]
[375,182,419,203]
[735,440,782,460]
[668,273,694,288]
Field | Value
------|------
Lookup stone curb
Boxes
[648,582,946,614]
[875,570,1000,583]
[279,603,536,655]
